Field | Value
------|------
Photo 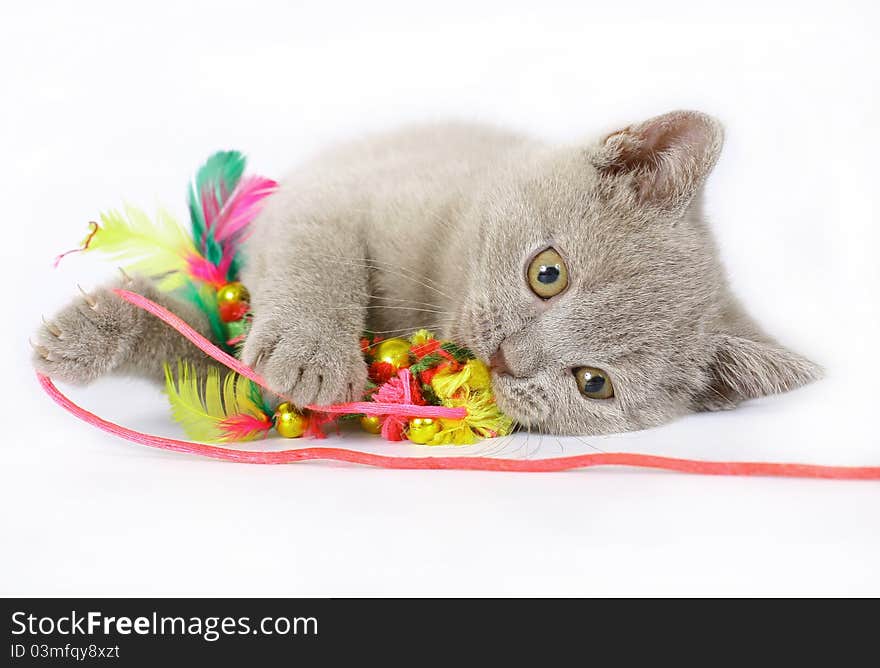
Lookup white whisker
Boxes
[316,305,447,314]
[309,253,456,300]
[365,294,446,310]
[364,319,456,335]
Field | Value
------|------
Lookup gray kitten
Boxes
[32,110,821,435]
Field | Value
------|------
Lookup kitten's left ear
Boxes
[590,110,724,214]
[696,333,823,411]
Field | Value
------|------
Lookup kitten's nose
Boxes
[489,338,542,379]
[489,348,512,376]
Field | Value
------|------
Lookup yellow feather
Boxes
[234,373,265,416]
[204,366,223,417]
[164,361,269,443]
[88,205,196,291]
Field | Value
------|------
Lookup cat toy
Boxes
[52,151,513,446]
[38,151,880,480]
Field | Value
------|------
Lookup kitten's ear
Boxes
[696,333,823,411]
[590,110,724,213]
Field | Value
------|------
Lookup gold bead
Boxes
[373,338,412,369]
[360,415,382,434]
[217,282,250,306]
[275,402,308,438]
[407,417,440,444]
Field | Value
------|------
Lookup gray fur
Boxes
[33,111,821,435]
[32,275,217,383]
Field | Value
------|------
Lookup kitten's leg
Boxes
[240,216,369,407]
[32,275,216,384]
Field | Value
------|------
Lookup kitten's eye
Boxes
[527,247,569,299]
[574,367,614,400]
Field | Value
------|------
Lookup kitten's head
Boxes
[450,110,821,435]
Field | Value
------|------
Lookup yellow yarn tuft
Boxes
[461,359,492,391]
[423,388,514,446]
[431,358,492,399]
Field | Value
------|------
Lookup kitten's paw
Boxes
[31,280,146,384]
[242,321,367,407]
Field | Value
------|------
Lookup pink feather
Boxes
[213,176,278,243]
[186,254,228,287]
[200,185,223,234]
[187,173,277,286]
[219,413,273,442]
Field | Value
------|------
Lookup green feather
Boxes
[176,279,227,347]
[205,235,224,265]
[247,379,274,418]
[187,150,247,251]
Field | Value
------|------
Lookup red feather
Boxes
[219,414,274,442]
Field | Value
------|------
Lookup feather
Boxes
[164,361,273,443]
[185,255,229,287]
[218,414,275,441]
[177,279,227,345]
[185,151,275,284]
[187,151,246,258]
[214,175,278,280]
[213,175,278,243]
[86,206,197,291]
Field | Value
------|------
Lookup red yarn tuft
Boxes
[411,339,441,359]
[304,412,334,439]
[381,415,407,441]
[369,361,396,384]
[419,361,454,386]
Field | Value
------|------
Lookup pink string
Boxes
[36,373,880,478]
[313,402,465,419]
[114,289,270,387]
[30,288,878,479]
[112,289,462,420]
[401,368,412,404]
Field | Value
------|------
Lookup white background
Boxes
[1,0,878,596]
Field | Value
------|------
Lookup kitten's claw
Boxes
[77,284,98,309]
[29,339,51,360]
[41,316,62,338]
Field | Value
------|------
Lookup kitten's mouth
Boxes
[488,348,513,377]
